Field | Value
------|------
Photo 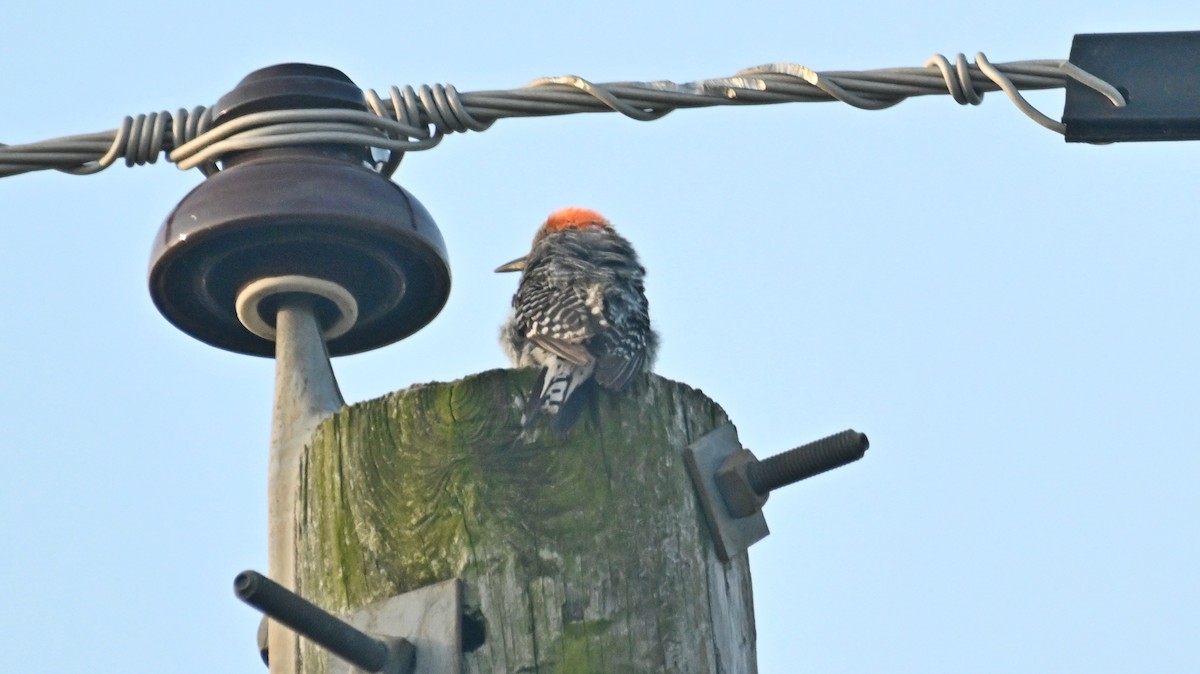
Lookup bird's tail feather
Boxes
[549,377,595,432]
[523,358,595,432]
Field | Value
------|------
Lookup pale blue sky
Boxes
[3,2,1199,672]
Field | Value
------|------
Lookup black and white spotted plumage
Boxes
[498,207,658,430]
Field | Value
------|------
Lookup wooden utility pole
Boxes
[292,369,757,673]
[133,62,877,674]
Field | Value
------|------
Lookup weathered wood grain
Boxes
[295,369,757,673]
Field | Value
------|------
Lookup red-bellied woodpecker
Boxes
[496,207,658,431]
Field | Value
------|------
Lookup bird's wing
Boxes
[529,335,594,366]
[514,281,607,366]
[594,349,642,390]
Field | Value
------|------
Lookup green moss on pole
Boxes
[295,369,757,673]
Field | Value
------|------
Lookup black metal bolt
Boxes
[715,429,869,518]
[234,570,415,674]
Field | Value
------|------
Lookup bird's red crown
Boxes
[542,207,611,233]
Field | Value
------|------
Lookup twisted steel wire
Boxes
[0,52,1123,179]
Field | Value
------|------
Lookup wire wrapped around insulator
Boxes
[364,87,418,175]
[364,84,489,176]
[172,106,217,175]
[0,53,1128,179]
[415,83,494,133]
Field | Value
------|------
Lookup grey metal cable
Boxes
[0,52,1124,179]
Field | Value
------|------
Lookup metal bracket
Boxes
[684,423,770,562]
[329,579,464,674]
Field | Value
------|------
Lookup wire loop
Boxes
[924,54,984,105]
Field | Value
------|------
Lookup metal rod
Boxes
[235,571,389,673]
[267,297,346,673]
[746,430,869,495]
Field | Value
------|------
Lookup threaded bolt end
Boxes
[746,430,869,495]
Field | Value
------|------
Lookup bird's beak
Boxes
[494,257,527,273]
